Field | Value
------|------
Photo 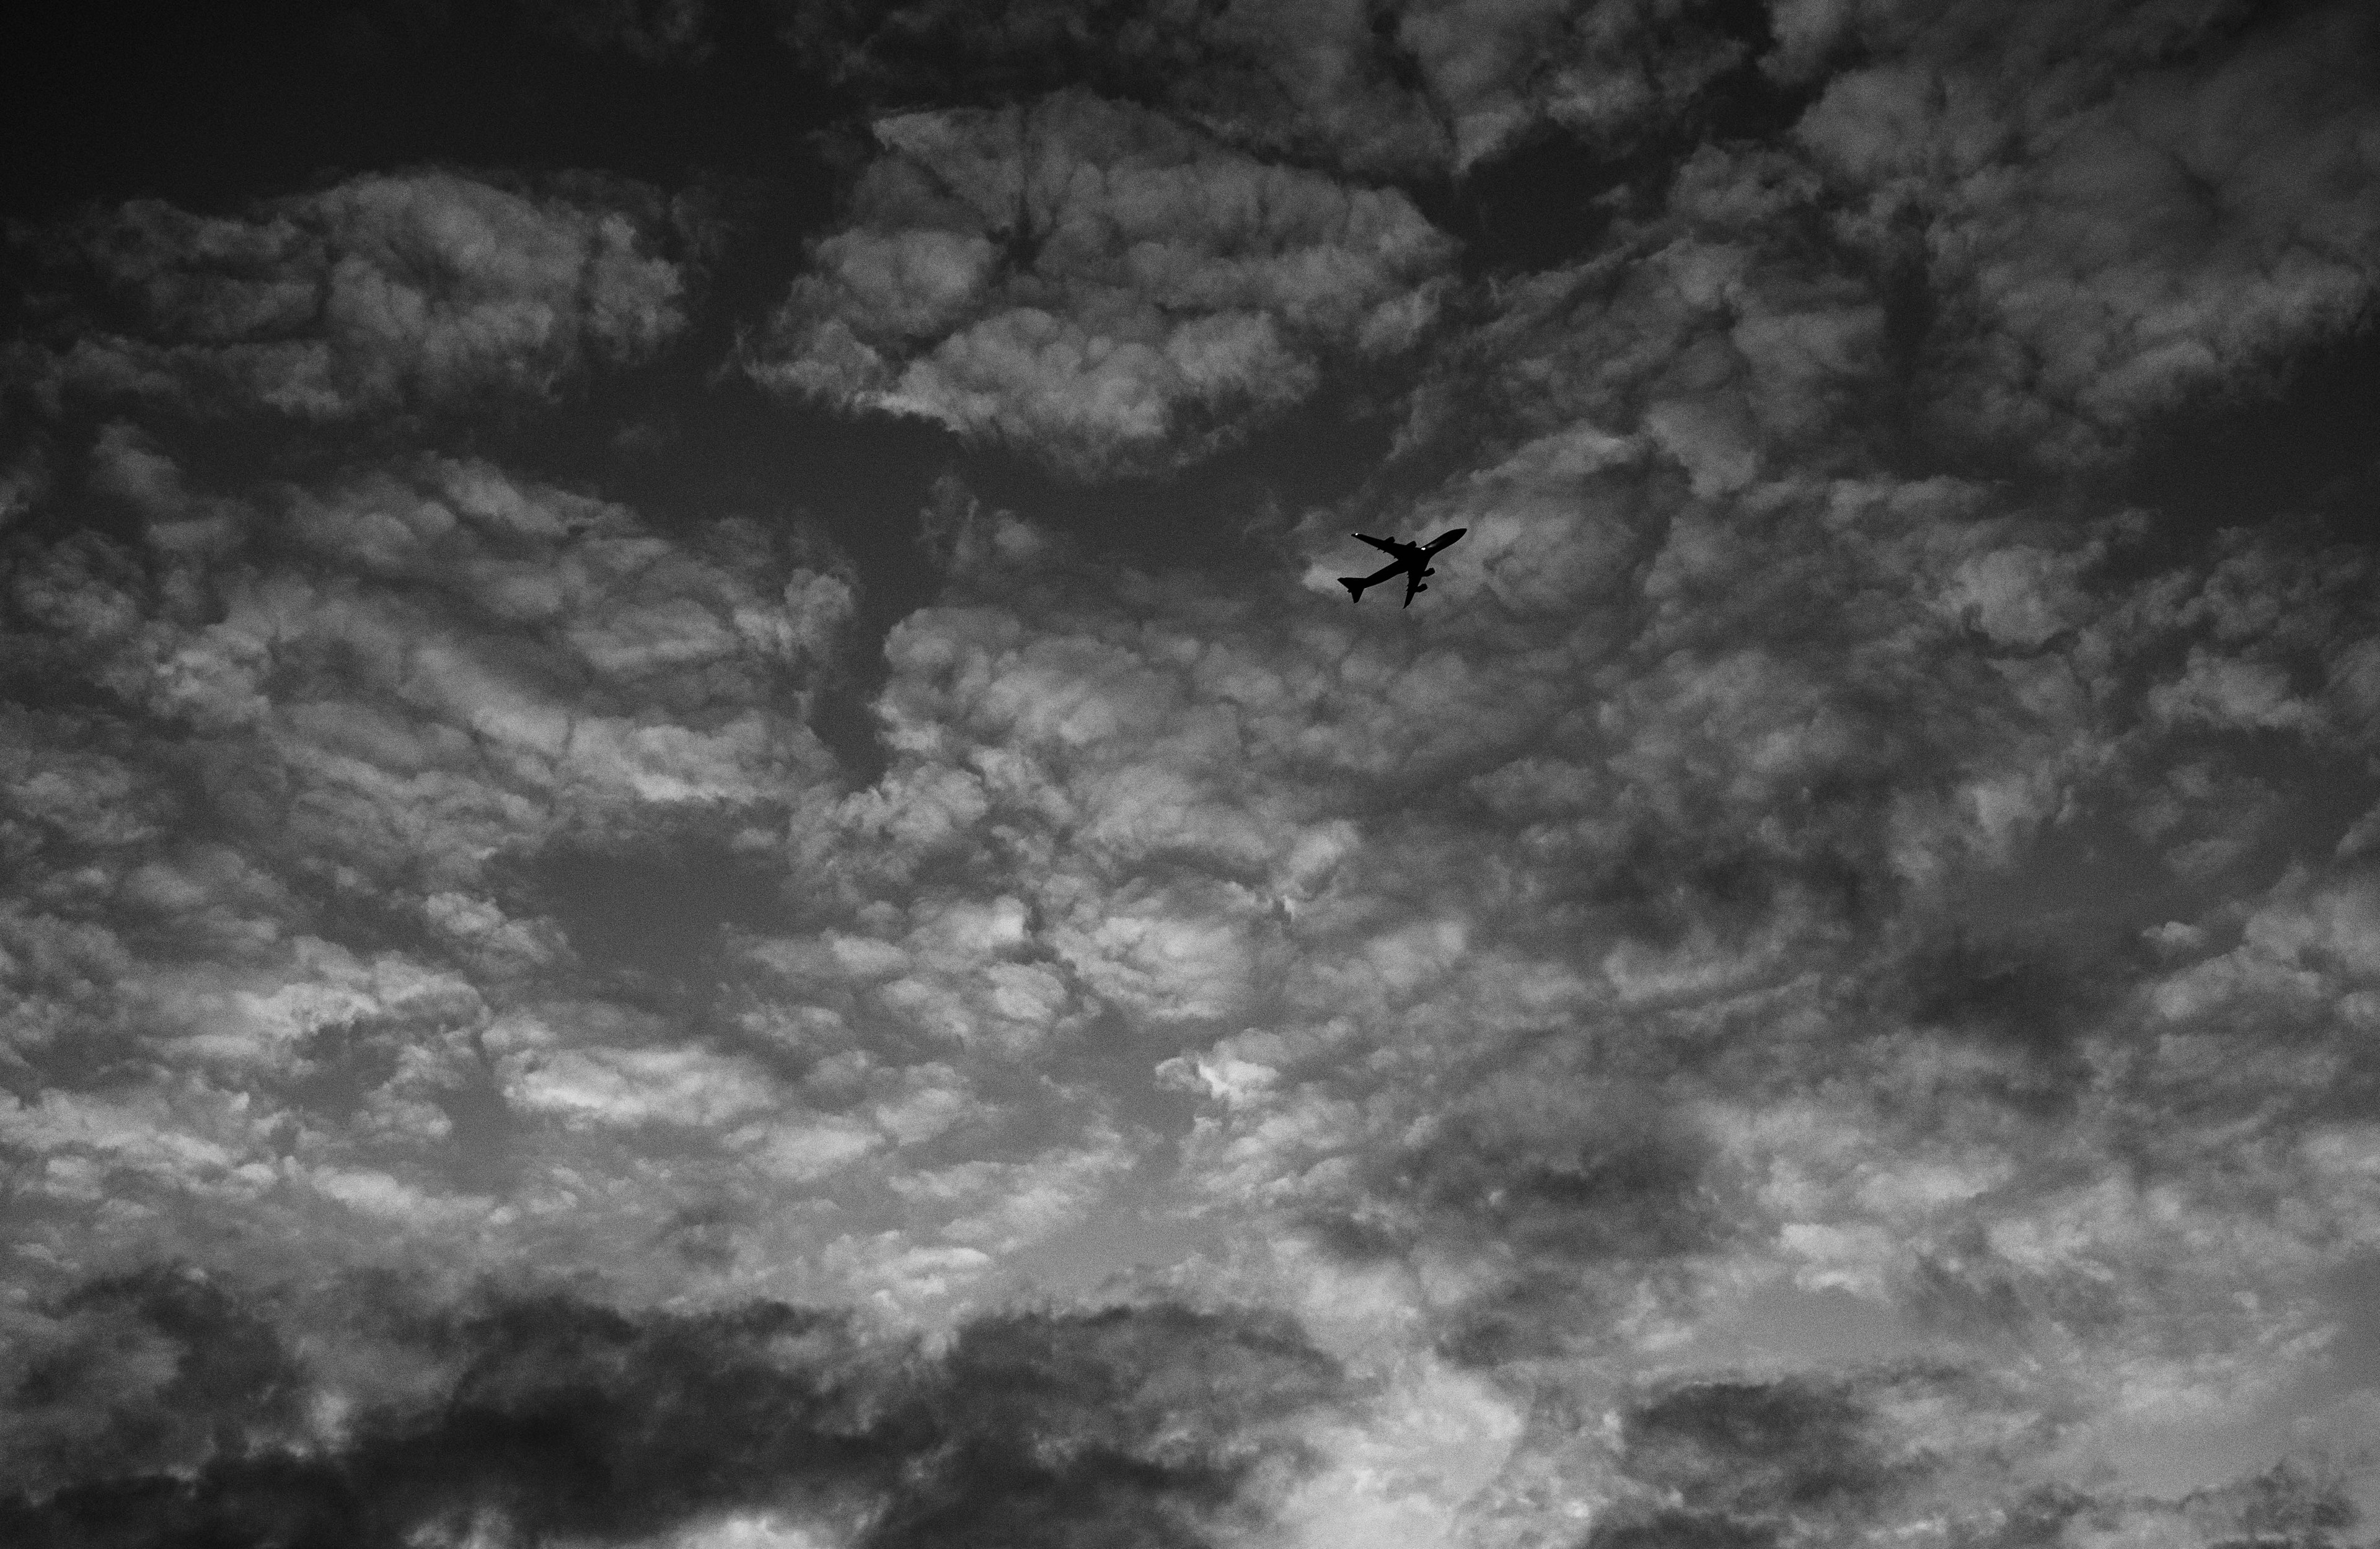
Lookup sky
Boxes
[4,1,2380,1546]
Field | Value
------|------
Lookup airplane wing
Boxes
[1354,532,1412,557]
[1402,569,1428,607]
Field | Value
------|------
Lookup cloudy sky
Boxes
[5,1,2380,1545]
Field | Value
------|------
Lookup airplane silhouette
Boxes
[1339,529,1466,607]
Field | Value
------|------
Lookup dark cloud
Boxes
[1884,925,2134,1109]
[1298,1058,1737,1364]
[2,1266,311,1501]
[1619,1377,1902,1517]
[0,1279,1342,1549]
[1587,1379,2369,1545]
[868,1303,1341,1549]
[2,1286,895,1548]
[1584,1512,1781,1549]
[2056,1462,2368,1548]
[1574,1369,2090,1547]
[368,1294,899,1543]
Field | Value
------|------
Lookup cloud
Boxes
[882,445,2379,1522]
[14,391,2378,1538]
[0,433,880,1296]
[10,170,689,421]
[3,1288,901,1547]
[1569,1366,2368,1548]
[1611,1376,1912,1524]
[0,1265,312,1501]
[10,2,2380,1542]
[790,0,1774,173]
[809,481,2113,1380]
[870,1302,1340,1549]
[743,90,1455,478]
[1374,6,2380,485]
[1793,4,2380,467]
[0,1282,1345,1549]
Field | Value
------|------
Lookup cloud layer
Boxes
[791,0,1774,173]
[743,90,1454,478]
[1,1279,1342,1549]
[9,171,689,422]
[7,3,2380,1547]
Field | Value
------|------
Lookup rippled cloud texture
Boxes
[7,2,2380,1545]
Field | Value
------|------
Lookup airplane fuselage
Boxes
[1339,528,1466,607]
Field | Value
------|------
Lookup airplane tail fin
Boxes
[1339,576,1368,603]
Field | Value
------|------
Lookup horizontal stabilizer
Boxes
[1339,577,1367,602]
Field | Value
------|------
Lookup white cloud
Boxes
[9,5,2380,1541]
[746,91,1454,476]
[506,1045,781,1129]
[22,172,687,420]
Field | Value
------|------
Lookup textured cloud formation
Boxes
[1793,2,2380,467]
[0,432,876,1307]
[0,1280,1341,1549]
[8,171,688,421]
[1369,5,2380,486]
[790,0,1773,172]
[9,2,2380,1547]
[742,90,1454,478]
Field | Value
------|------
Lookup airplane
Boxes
[1339,528,1466,607]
